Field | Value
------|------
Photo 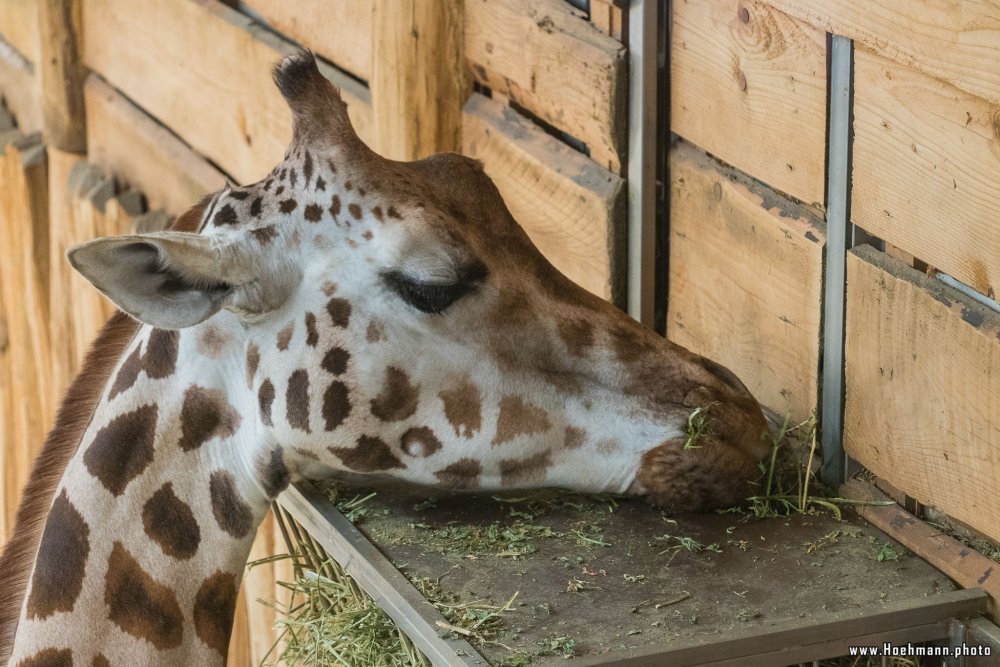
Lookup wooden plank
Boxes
[372,0,465,160]
[279,481,486,666]
[590,0,625,42]
[667,141,825,422]
[0,0,39,65]
[465,0,626,173]
[0,133,53,535]
[841,479,1000,623]
[574,588,987,666]
[463,93,625,302]
[0,36,42,133]
[240,512,284,665]
[84,75,226,215]
[670,0,826,206]
[240,0,371,82]
[768,0,1000,105]
[852,48,1000,300]
[37,0,86,152]
[82,0,373,185]
[844,245,1000,546]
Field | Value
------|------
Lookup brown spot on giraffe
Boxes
[25,490,89,620]
[372,205,384,221]
[108,329,179,399]
[315,175,326,191]
[245,342,260,388]
[141,482,201,560]
[92,655,111,667]
[400,426,442,457]
[371,366,419,422]
[178,385,240,451]
[500,451,553,487]
[329,194,341,218]
[108,346,143,399]
[250,224,278,244]
[564,426,586,449]
[15,648,73,667]
[366,319,385,342]
[322,347,349,375]
[276,322,294,351]
[279,198,297,213]
[209,471,254,539]
[304,312,319,347]
[362,230,374,241]
[197,326,230,358]
[387,205,403,219]
[249,196,263,217]
[286,369,311,432]
[492,396,551,445]
[303,203,323,222]
[302,150,314,184]
[258,379,275,426]
[323,381,351,431]
[193,571,238,657]
[83,404,158,496]
[439,381,482,438]
[327,297,351,328]
[331,435,405,472]
[348,203,363,220]
[557,318,595,357]
[434,459,481,489]
[257,448,290,498]
[212,203,238,226]
[104,542,184,650]
[321,280,337,296]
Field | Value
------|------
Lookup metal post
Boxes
[627,0,658,325]
[820,35,854,486]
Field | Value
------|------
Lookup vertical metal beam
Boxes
[627,0,657,325]
[820,36,854,486]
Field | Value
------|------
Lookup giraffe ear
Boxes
[67,232,258,329]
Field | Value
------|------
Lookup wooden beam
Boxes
[463,93,625,302]
[37,0,87,152]
[853,48,1000,299]
[842,479,1000,623]
[768,0,1000,106]
[590,0,626,42]
[240,0,372,82]
[0,0,39,65]
[0,133,52,534]
[0,36,42,133]
[845,246,1000,545]
[371,0,465,160]
[671,0,827,207]
[466,0,626,173]
[667,141,825,422]
[84,74,226,215]
[82,0,373,185]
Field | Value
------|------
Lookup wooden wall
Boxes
[0,0,627,663]
[670,0,1000,549]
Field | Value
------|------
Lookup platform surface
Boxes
[318,481,957,665]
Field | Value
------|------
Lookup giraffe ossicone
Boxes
[2,51,770,666]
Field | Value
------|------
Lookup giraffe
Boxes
[1,52,770,666]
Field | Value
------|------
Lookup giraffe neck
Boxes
[6,313,276,667]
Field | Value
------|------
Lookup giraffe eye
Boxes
[383,262,487,314]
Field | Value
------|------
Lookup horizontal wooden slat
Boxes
[0,37,41,133]
[671,0,826,206]
[82,0,373,185]
[84,74,226,215]
[667,141,825,421]
[768,0,1000,105]
[240,0,371,82]
[466,0,626,173]
[853,48,1000,299]
[463,93,625,302]
[0,0,39,65]
[845,245,1000,545]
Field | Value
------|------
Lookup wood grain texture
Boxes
[466,0,626,173]
[85,75,226,215]
[845,246,1000,545]
[372,0,465,160]
[853,48,1000,300]
[241,0,372,81]
[37,0,87,152]
[463,93,625,302]
[0,38,41,133]
[769,0,1000,105]
[82,0,373,185]
[0,133,53,535]
[0,0,39,64]
[590,0,625,42]
[667,141,825,421]
[671,0,826,206]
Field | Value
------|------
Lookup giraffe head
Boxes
[69,52,770,510]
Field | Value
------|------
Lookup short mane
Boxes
[0,200,206,664]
